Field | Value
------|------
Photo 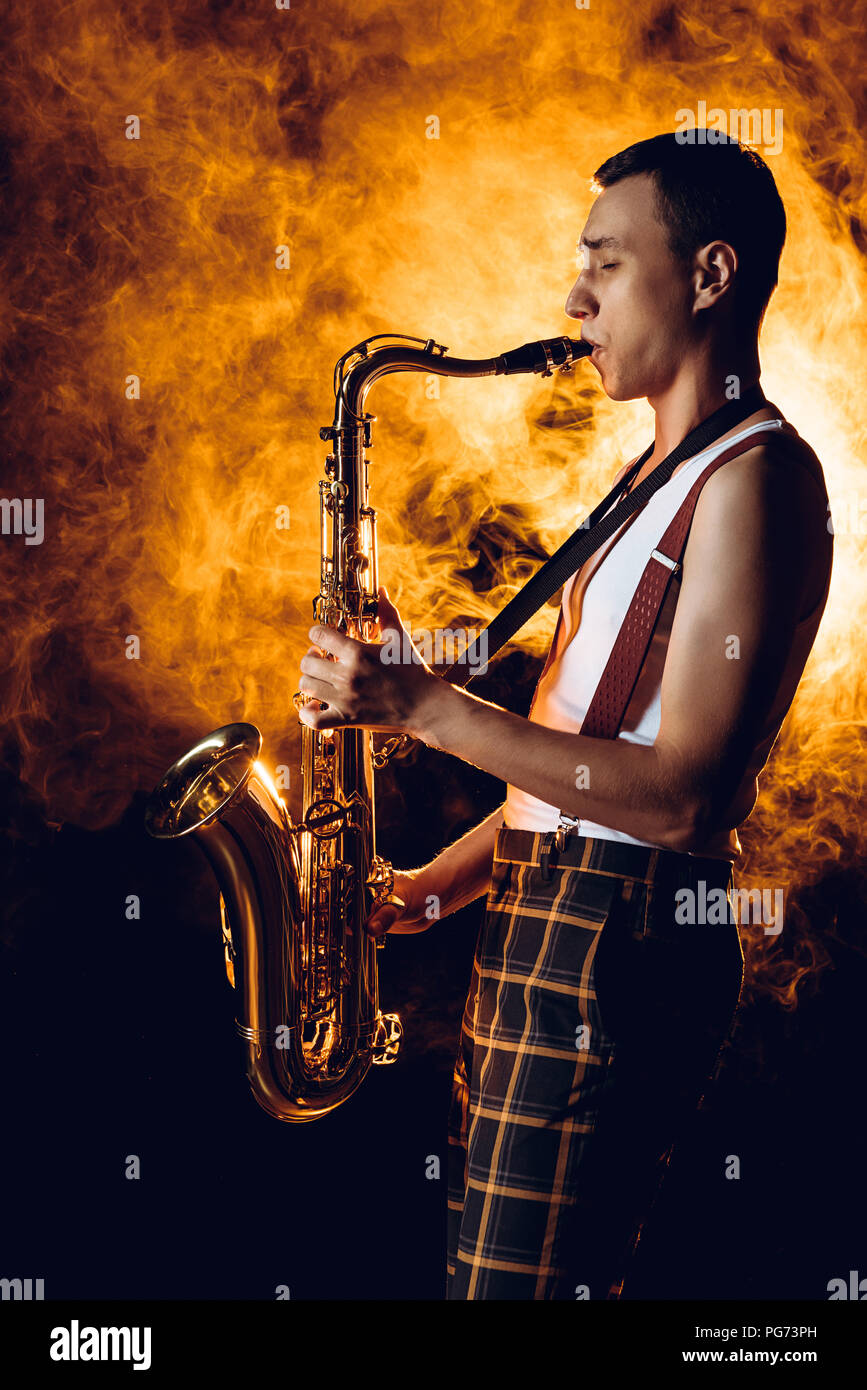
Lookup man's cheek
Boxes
[608,280,644,334]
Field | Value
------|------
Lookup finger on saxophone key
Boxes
[365,895,405,936]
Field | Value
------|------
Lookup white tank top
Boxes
[503,418,832,861]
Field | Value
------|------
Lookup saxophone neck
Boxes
[326,332,592,432]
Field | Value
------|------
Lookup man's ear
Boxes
[692,240,738,315]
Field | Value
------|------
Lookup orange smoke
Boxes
[1,0,865,1006]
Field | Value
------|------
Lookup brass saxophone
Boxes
[144,333,591,1122]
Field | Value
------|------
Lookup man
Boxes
[297,133,833,1299]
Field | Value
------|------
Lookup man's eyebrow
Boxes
[578,234,624,252]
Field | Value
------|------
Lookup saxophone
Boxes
[144,333,591,1122]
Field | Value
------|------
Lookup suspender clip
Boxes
[650,547,682,576]
[555,812,580,853]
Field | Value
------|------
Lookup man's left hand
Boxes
[297,586,437,734]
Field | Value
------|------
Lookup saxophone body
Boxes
[144,332,590,1122]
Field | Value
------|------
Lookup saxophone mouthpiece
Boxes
[494,335,594,377]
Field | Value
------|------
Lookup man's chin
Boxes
[597,375,635,403]
[596,369,645,403]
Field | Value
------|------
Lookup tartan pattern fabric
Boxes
[446,828,744,1300]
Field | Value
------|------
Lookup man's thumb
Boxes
[376,585,408,638]
[366,901,402,936]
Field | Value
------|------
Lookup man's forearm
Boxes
[411,681,700,852]
[413,801,506,917]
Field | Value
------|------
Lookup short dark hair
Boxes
[593,132,786,333]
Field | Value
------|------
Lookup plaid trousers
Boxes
[446,827,744,1300]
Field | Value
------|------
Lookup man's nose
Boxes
[564,275,593,321]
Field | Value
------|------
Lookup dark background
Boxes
[2,651,864,1301]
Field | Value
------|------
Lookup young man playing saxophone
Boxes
[296,133,833,1300]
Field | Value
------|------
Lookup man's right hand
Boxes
[365,869,437,938]
[362,802,506,941]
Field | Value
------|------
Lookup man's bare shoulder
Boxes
[765,425,829,505]
[687,425,832,621]
[706,422,828,506]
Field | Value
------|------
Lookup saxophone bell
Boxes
[145,722,401,1123]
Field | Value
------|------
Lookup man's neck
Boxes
[647,343,762,461]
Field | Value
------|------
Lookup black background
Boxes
[2,650,864,1302]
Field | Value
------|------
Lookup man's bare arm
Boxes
[411,801,506,914]
[366,801,505,934]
